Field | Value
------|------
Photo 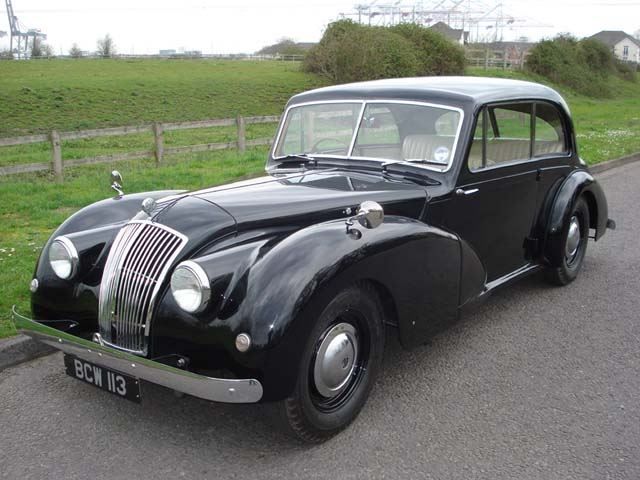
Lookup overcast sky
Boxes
[0,0,638,55]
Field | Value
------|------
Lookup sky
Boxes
[0,0,638,55]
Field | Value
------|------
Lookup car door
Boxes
[530,101,574,216]
[445,102,539,283]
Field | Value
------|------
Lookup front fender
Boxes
[221,216,460,400]
[544,169,608,267]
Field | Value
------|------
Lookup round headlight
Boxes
[170,261,210,313]
[48,237,78,280]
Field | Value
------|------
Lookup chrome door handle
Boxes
[455,188,479,196]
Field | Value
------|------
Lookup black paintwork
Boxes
[30,77,612,402]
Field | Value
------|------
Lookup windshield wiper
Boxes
[275,153,317,166]
[381,162,441,186]
[402,159,448,167]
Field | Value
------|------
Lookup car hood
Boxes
[192,170,426,229]
[156,169,428,241]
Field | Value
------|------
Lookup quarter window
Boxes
[534,103,568,156]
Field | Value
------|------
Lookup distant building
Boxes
[428,21,469,45]
[589,30,640,63]
[159,49,177,56]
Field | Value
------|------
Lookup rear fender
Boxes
[543,169,608,267]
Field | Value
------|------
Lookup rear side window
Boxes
[468,101,569,171]
[534,103,568,156]
[469,103,532,170]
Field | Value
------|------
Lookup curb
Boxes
[0,151,638,371]
[0,334,56,373]
[590,152,640,174]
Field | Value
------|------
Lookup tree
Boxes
[634,29,640,41]
[257,38,307,56]
[69,43,83,58]
[30,37,54,58]
[96,34,116,58]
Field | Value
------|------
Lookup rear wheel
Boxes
[276,283,385,443]
[545,196,590,286]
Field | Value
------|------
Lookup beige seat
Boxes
[402,134,455,162]
[468,139,565,169]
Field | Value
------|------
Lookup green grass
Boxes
[0,58,325,138]
[0,146,270,339]
[466,67,640,164]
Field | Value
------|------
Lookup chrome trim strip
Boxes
[270,99,466,173]
[347,102,367,157]
[12,306,263,403]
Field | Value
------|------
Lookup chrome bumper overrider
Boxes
[11,306,263,403]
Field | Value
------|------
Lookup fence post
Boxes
[503,49,508,69]
[153,122,164,165]
[50,130,63,182]
[484,49,489,69]
[236,115,246,153]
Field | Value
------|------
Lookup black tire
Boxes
[276,283,385,443]
[545,196,590,286]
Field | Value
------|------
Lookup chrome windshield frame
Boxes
[270,99,465,173]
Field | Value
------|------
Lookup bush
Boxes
[525,34,635,96]
[303,20,464,83]
[390,23,466,76]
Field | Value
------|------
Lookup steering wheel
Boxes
[311,137,350,153]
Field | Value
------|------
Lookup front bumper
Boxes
[12,306,263,403]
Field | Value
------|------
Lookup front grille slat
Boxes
[121,227,160,349]
[113,224,146,349]
[126,229,171,351]
[102,223,142,345]
[98,220,187,355]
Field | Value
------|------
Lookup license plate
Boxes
[64,354,141,403]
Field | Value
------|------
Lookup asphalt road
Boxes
[2,162,639,480]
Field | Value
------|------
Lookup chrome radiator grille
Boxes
[98,220,187,355]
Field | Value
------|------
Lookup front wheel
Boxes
[276,283,385,442]
[545,196,590,286]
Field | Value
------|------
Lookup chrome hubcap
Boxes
[565,215,581,261]
[313,323,359,398]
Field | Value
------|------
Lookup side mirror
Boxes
[346,201,384,233]
[111,170,124,198]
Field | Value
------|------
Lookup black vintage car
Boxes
[14,77,614,442]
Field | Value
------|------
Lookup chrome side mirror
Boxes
[346,201,384,233]
[111,170,124,198]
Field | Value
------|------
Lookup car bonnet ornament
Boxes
[110,170,124,198]
[141,197,157,217]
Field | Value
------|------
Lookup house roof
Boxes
[429,21,469,43]
[589,30,640,48]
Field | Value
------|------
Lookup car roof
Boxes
[288,76,570,113]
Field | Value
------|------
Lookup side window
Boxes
[534,103,568,156]
[468,103,532,171]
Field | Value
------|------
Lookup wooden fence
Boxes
[0,115,280,181]
[465,48,529,70]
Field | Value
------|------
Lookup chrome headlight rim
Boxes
[170,260,211,313]
[48,236,79,280]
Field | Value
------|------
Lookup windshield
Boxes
[271,100,464,172]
